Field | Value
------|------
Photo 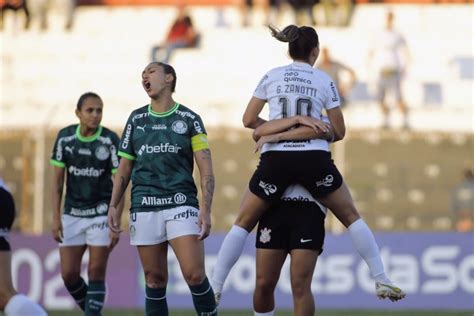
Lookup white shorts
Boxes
[60,215,110,247]
[129,206,200,246]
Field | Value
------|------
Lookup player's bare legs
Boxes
[253,249,286,314]
[398,100,409,129]
[138,243,170,315]
[138,243,169,287]
[60,245,89,310]
[318,182,406,301]
[212,189,270,303]
[170,235,217,314]
[234,189,270,231]
[85,246,110,314]
[87,246,110,279]
[317,182,360,227]
[379,101,390,129]
[60,245,87,290]
[290,249,318,316]
[169,236,206,286]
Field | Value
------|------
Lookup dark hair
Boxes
[183,16,193,27]
[268,24,319,62]
[76,92,102,110]
[464,168,474,180]
[151,62,177,93]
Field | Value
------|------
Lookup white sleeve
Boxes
[324,77,341,110]
[253,72,270,100]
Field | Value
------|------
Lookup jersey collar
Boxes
[291,61,313,69]
[148,102,179,118]
[76,125,102,142]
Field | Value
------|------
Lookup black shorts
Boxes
[256,201,325,253]
[0,187,16,251]
[249,151,343,203]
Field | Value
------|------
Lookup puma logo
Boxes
[65,146,74,154]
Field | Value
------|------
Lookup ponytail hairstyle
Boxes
[268,24,319,62]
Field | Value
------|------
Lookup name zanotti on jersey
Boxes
[278,84,317,98]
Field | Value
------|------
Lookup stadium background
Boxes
[0,0,473,314]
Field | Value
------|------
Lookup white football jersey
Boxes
[372,30,407,72]
[253,61,340,153]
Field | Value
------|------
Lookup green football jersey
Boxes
[118,103,209,212]
[50,125,120,217]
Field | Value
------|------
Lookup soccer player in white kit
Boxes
[368,11,410,129]
[211,25,405,307]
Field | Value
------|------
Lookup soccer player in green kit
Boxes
[108,62,217,315]
[50,92,123,315]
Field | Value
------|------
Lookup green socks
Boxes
[145,286,168,316]
[85,280,106,316]
[65,277,87,310]
[189,277,217,315]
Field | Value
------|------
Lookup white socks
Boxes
[4,294,47,316]
[348,218,390,283]
[211,225,249,293]
[254,311,275,316]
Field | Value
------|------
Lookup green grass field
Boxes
[48,310,473,316]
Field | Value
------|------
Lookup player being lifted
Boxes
[50,92,123,315]
[108,62,217,315]
[211,24,406,305]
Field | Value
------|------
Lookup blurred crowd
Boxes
[1,0,354,34]
[234,0,354,27]
[0,0,77,32]
[451,168,474,232]
[1,1,436,132]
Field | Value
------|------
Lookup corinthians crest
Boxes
[259,227,271,244]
